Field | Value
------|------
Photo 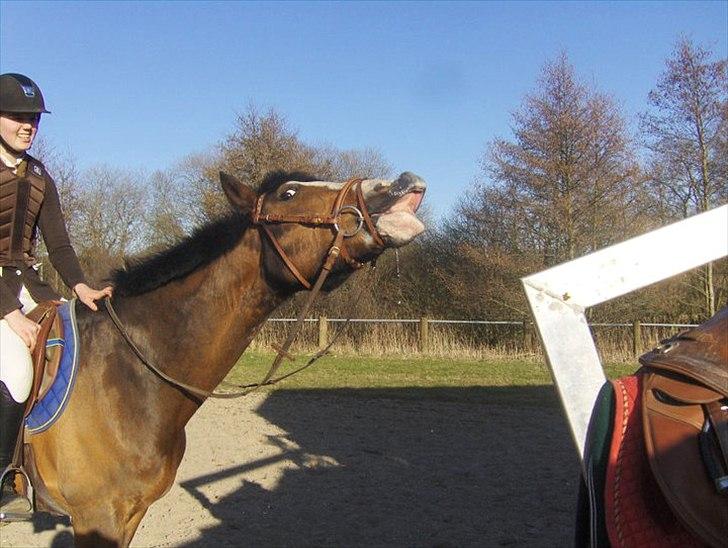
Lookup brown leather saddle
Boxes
[639,306,727,548]
[23,300,65,416]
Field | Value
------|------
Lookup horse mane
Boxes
[111,213,249,297]
[110,170,320,297]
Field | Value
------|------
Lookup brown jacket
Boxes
[0,155,86,317]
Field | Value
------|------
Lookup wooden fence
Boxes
[263,317,697,357]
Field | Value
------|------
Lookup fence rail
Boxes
[262,317,696,357]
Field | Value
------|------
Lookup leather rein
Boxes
[105,177,384,400]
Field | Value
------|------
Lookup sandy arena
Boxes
[0,387,579,547]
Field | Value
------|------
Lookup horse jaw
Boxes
[364,172,426,248]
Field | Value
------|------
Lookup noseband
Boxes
[250,178,384,289]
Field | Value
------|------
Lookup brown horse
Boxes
[24,170,427,546]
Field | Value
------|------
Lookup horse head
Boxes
[219,170,426,291]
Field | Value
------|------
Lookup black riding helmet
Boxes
[0,73,50,114]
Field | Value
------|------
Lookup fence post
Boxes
[632,320,642,357]
[419,316,429,353]
[522,320,533,353]
[318,316,328,350]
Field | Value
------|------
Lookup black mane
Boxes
[111,171,321,297]
[111,213,250,297]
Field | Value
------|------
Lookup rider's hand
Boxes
[73,283,113,311]
[4,308,41,352]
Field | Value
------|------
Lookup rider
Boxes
[0,73,112,514]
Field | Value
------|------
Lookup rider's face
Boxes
[0,113,40,153]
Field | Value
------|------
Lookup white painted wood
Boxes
[521,204,728,464]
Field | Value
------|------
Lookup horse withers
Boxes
[16,171,427,546]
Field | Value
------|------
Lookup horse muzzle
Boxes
[363,172,427,248]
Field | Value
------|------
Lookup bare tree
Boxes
[220,105,320,188]
[429,54,643,319]
[312,145,393,181]
[640,38,728,316]
[481,53,641,265]
[72,165,148,282]
[221,105,392,184]
[145,169,188,250]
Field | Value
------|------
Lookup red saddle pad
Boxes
[604,375,706,548]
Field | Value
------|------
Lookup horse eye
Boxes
[280,187,298,200]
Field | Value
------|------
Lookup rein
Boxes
[104,177,383,400]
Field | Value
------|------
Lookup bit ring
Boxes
[334,205,364,237]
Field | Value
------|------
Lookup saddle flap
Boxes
[646,370,724,406]
[642,371,728,548]
[23,301,63,417]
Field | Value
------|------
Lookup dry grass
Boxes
[247,320,685,363]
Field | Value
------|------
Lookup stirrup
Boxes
[0,507,33,522]
[0,465,34,520]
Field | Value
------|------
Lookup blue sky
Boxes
[1,1,726,221]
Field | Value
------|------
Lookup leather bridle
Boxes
[251,177,384,289]
[105,177,386,399]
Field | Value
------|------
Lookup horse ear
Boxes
[219,172,256,214]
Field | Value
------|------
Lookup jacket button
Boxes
[15,270,22,275]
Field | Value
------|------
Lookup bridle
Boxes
[251,177,384,289]
[105,177,385,400]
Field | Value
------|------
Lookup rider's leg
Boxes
[0,315,34,514]
[0,380,25,470]
[0,383,31,514]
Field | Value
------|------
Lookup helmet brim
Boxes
[0,107,50,114]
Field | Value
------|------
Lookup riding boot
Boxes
[0,381,31,515]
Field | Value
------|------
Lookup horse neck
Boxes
[121,229,285,407]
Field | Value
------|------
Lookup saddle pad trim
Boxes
[25,301,80,434]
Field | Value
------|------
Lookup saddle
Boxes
[23,300,64,415]
[577,308,727,547]
[638,306,727,548]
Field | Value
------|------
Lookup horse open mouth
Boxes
[370,172,427,247]
[384,187,425,215]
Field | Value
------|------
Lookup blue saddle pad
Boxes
[25,300,80,434]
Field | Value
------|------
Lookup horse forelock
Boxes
[111,212,251,297]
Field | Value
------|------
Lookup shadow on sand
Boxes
[176,386,579,547]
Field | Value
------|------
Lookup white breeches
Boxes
[0,284,37,403]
